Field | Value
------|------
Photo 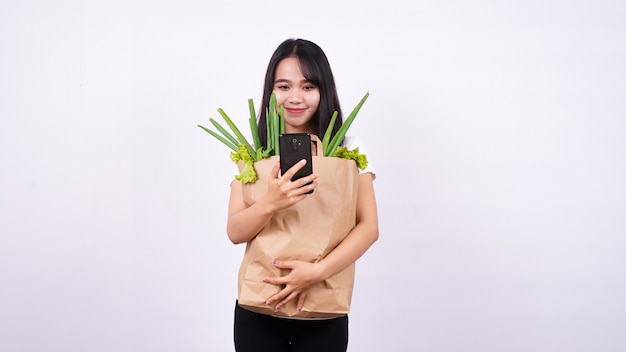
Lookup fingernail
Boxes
[272,260,278,265]
[262,278,267,282]
[300,159,307,164]
[275,305,281,311]
[297,307,302,312]
[266,300,271,305]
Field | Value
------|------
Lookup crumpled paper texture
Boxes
[236,138,359,318]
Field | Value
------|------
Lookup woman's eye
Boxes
[276,85,289,90]
[303,85,317,91]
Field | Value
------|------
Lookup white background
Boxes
[1,1,625,351]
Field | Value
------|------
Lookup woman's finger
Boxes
[280,159,307,181]
[296,292,308,312]
[269,160,281,179]
[291,174,318,193]
[275,290,299,311]
[263,275,286,286]
[265,285,291,307]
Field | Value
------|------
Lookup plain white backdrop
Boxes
[1,1,625,351]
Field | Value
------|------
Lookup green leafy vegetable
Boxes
[198,91,371,182]
[217,108,256,159]
[333,146,368,170]
[325,92,370,156]
[235,160,257,183]
[198,94,283,183]
[197,124,238,152]
[230,144,253,164]
[248,99,261,152]
[321,111,338,152]
[209,118,239,147]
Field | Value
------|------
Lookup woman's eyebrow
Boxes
[274,78,311,84]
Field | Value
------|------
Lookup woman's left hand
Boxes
[263,260,325,312]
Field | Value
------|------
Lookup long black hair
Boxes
[257,39,343,148]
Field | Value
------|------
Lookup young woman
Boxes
[227,38,379,352]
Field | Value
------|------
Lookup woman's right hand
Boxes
[261,159,318,212]
[226,158,317,244]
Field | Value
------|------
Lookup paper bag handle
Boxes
[310,134,324,156]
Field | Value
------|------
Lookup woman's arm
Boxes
[265,172,379,310]
[317,172,379,278]
[226,160,318,244]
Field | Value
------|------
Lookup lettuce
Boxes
[333,146,368,170]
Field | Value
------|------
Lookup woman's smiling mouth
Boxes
[285,107,306,114]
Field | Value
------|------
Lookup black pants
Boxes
[234,301,349,352]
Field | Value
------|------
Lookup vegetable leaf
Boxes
[217,108,255,158]
[321,111,338,153]
[235,160,257,183]
[333,146,368,170]
[197,124,239,152]
[248,99,260,151]
[326,92,370,156]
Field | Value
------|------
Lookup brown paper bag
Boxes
[236,136,359,318]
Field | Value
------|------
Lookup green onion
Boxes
[217,107,255,158]
[209,118,239,147]
[321,110,338,154]
[248,99,260,151]
[279,105,285,134]
[269,94,278,155]
[266,107,273,155]
[197,124,239,152]
[273,103,280,155]
[326,92,370,156]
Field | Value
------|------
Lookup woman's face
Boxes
[273,57,320,134]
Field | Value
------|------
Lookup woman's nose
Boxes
[289,92,303,104]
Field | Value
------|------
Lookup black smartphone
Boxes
[279,133,314,194]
